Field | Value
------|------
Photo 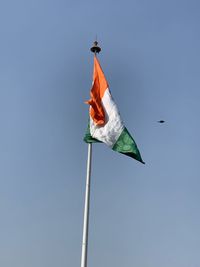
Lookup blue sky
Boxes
[0,0,200,266]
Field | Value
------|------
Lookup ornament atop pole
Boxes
[90,40,101,54]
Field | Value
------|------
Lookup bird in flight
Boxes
[157,120,165,123]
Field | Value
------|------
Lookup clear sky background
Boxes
[0,0,200,266]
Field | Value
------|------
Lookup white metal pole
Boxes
[81,143,92,267]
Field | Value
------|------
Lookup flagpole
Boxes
[81,143,92,267]
[80,41,101,267]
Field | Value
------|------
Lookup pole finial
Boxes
[90,41,101,54]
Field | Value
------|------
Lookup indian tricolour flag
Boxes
[84,55,144,164]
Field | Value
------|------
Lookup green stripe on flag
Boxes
[84,123,144,164]
[84,123,101,143]
[112,128,145,164]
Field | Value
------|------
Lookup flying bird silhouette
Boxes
[157,120,165,123]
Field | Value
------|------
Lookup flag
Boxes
[84,55,144,164]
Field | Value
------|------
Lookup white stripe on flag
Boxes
[90,88,124,147]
